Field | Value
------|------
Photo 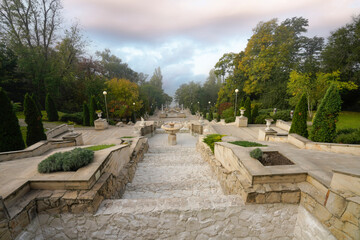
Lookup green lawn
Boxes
[337,111,360,129]
[20,126,27,147]
[229,141,267,147]
[85,144,115,151]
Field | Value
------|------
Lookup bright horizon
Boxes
[62,0,360,96]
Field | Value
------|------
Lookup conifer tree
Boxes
[310,84,341,142]
[251,104,259,124]
[24,93,46,146]
[289,94,308,138]
[31,93,43,117]
[244,97,252,122]
[83,102,90,126]
[45,94,59,121]
[0,88,25,151]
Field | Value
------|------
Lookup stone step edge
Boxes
[96,195,244,215]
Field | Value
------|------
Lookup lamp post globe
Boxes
[234,89,239,117]
[103,91,109,122]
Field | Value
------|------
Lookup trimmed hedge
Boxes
[89,95,97,126]
[45,94,59,121]
[0,88,25,152]
[38,148,94,173]
[60,112,83,124]
[335,128,360,144]
[310,84,342,142]
[251,105,259,123]
[273,110,292,122]
[254,114,270,124]
[289,94,308,138]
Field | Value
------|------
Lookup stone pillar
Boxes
[258,128,277,141]
[168,133,176,145]
[94,119,109,130]
[63,132,84,145]
[236,116,248,127]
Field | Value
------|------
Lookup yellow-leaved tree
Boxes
[106,78,142,119]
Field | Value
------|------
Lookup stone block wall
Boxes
[191,124,203,135]
[0,197,11,240]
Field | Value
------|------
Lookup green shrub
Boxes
[225,117,235,123]
[310,84,342,142]
[38,148,94,173]
[239,98,245,108]
[89,95,97,126]
[250,148,263,160]
[230,141,266,147]
[12,102,22,112]
[258,108,273,115]
[45,94,59,121]
[251,105,259,123]
[273,110,292,121]
[24,93,46,146]
[207,111,213,121]
[244,97,252,123]
[254,114,270,124]
[222,107,234,119]
[83,102,90,126]
[60,112,83,124]
[335,128,360,144]
[289,94,308,138]
[0,88,25,152]
[203,134,225,153]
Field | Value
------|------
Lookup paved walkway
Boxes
[211,124,360,186]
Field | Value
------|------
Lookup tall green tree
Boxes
[24,93,46,146]
[322,15,360,109]
[310,84,342,142]
[149,67,163,89]
[0,88,25,151]
[289,94,308,138]
[45,94,59,121]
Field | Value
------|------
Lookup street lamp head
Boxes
[133,102,135,105]
[103,91,107,95]
[235,89,239,93]
[208,101,211,104]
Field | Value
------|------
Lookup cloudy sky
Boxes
[62,0,360,96]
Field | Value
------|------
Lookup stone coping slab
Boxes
[215,142,307,185]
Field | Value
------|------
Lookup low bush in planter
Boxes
[38,148,94,173]
[203,134,225,153]
[60,112,83,124]
[250,148,263,160]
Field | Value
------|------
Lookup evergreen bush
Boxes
[45,94,59,121]
[0,88,25,152]
[24,93,46,146]
[38,148,94,173]
[207,111,213,121]
[239,98,245,108]
[244,97,252,122]
[60,112,83,124]
[31,93,42,117]
[83,102,90,126]
[251,105,259,123]
[310,84,342,142]
[289,94,308,138]
[335,128,360,144]
[89,95,97,126]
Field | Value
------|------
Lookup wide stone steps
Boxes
[123,179,222,199]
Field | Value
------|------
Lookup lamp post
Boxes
[103,91,109,122]
[234,89,239,118]
[133,102,136,123]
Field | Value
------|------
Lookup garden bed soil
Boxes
[258,151,294,166]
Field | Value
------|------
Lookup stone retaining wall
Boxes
[190,123,203,135]
[4,138,149,239]
[0,197,11,240]
[276,120,291,131]
[45,124,69,139]
[0,140,75,162]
